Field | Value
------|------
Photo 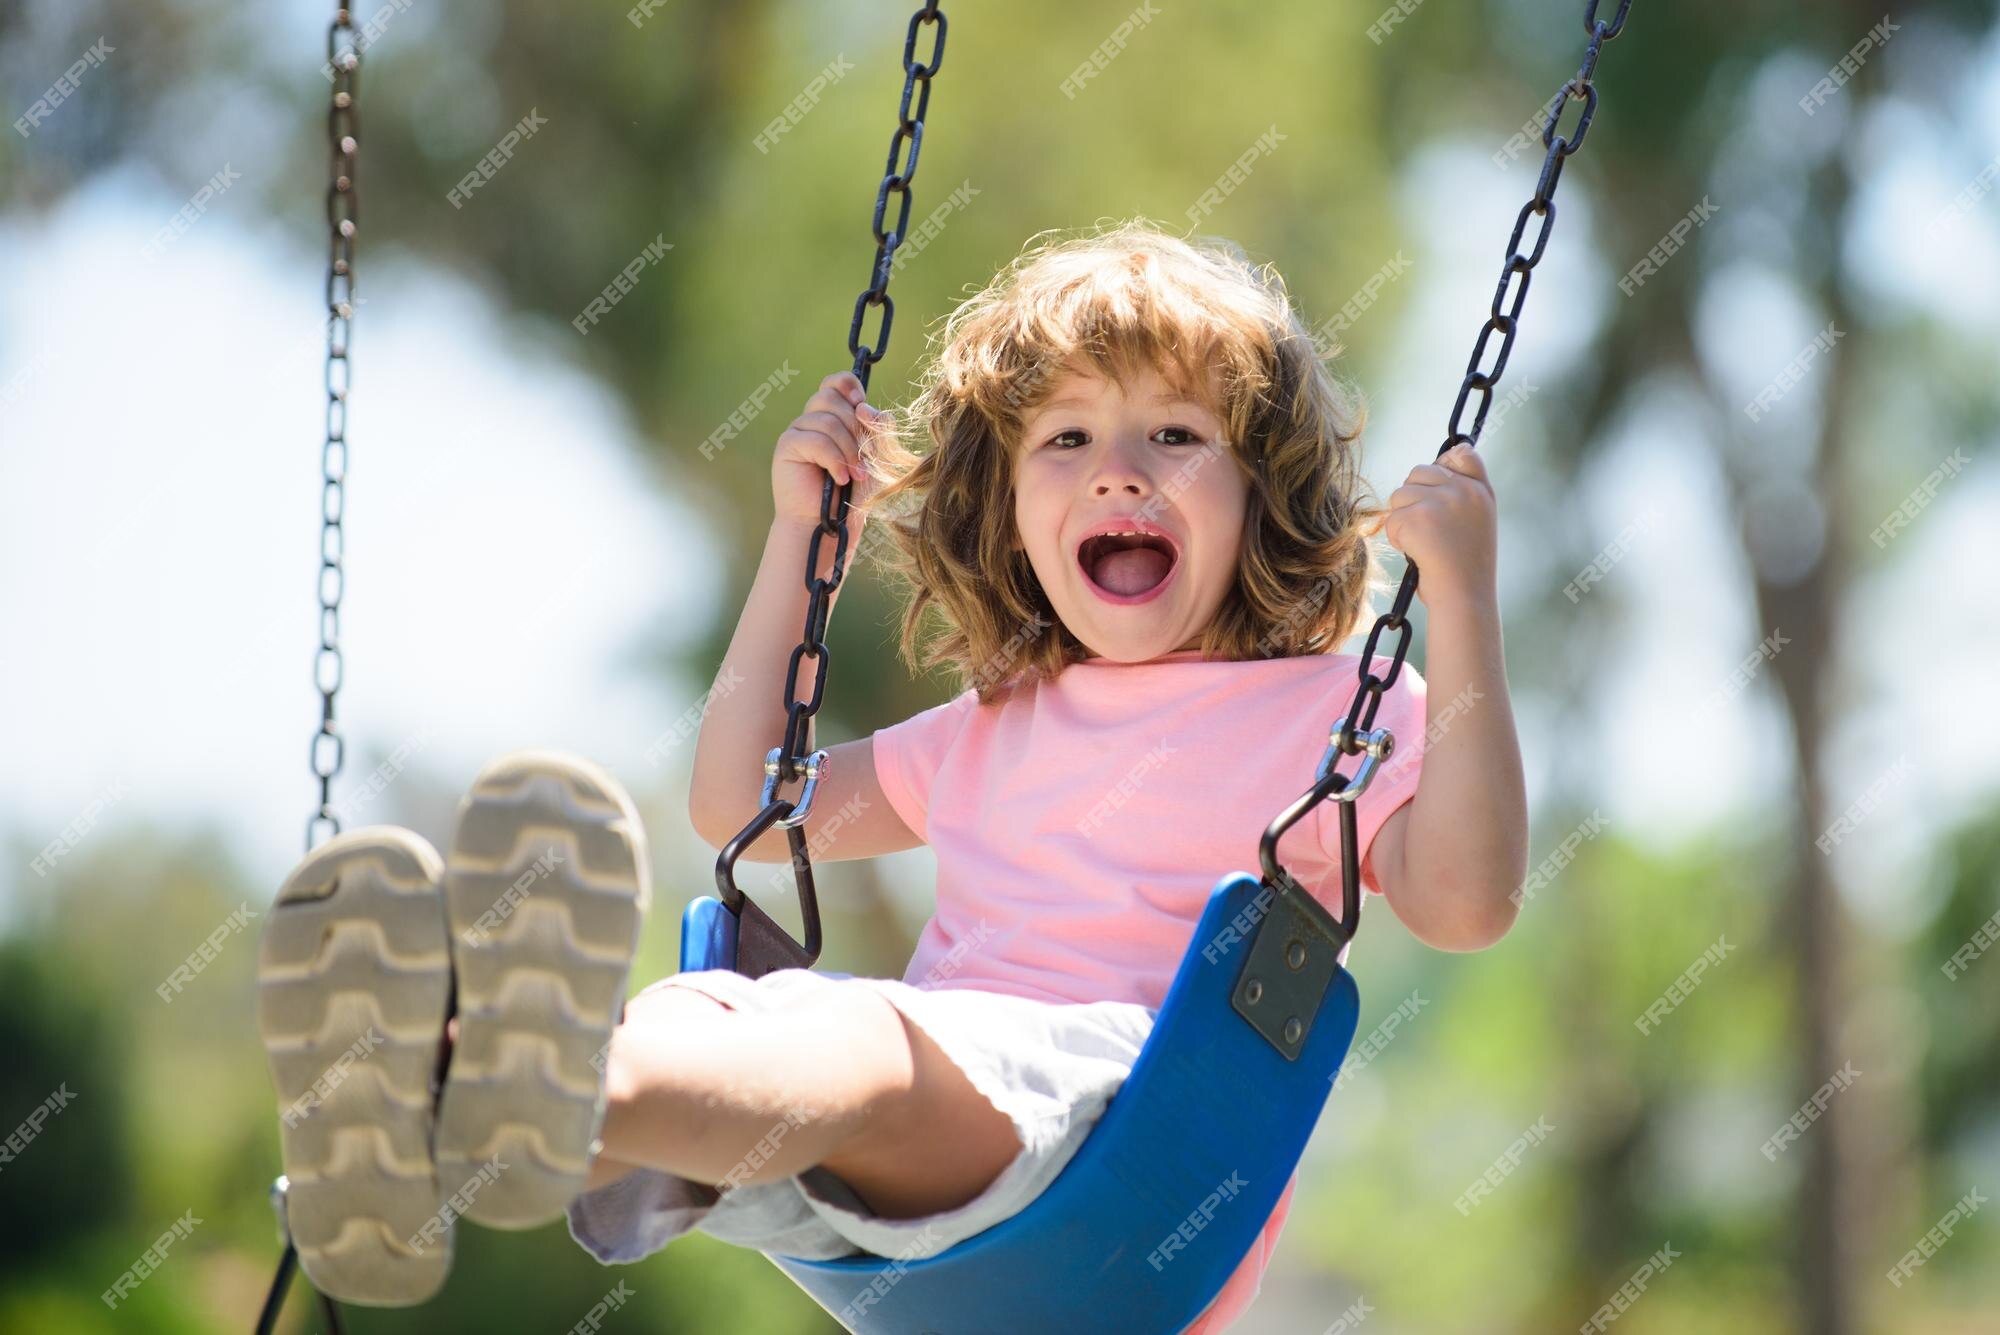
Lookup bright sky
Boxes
[3,24,1998,944]
[0,166,721,910]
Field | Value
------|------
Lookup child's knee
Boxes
[601,1028,646,1115]
[603,985,730,1103]
[804,987,916,1078]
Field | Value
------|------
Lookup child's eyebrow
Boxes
[1030,391,1213,416]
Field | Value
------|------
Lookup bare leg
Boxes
[595,983,1023,1220]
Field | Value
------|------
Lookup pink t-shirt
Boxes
[869,647,1427,1332]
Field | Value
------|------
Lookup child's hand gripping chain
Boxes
[772,370,894,533]
[1378,442,1498,613]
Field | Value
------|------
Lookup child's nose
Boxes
[1089,439,1153,496]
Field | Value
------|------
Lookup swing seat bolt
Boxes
[1244,978,1263,1005]
[1284,1017,1303,1045]
[1286,940,1307,970]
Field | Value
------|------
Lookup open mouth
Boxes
[1076,529,1181,603]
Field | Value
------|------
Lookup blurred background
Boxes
[3,0,1998,1331]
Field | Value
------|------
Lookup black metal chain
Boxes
[714,3,947,976]
[1258,0,1634,943]
[308,5,360,855]
[260,9,362,1335]
[782,0,947,778]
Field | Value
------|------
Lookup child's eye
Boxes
[1043,427,1204,450]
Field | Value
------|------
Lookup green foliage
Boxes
[0,939,134,1279]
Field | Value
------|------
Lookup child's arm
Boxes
[1361,444,1529,952]
[687,371,921,864]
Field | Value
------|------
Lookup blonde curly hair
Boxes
[861,217,1391,705]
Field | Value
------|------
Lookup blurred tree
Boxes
[0,939,135,1279]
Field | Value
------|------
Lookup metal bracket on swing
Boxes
[710,747,830,978]
[1235,719,1394,1060]
[1230,873,1348,1062]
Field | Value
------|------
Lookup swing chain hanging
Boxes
[308,3,361,855]
[779,0,947,784]
[1259,0,1634,941]
[263,16,362,1334]
[713,2,945,971]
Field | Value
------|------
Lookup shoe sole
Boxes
[255,827,454,1307]
[433,750,650,1229]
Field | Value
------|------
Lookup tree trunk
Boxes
[1719,126,1867,1335]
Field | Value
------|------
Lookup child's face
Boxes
[1011,359,1248,662]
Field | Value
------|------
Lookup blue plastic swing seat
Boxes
[678,871,1362,1334]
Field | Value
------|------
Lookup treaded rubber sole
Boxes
[433,749,650,1229]
[256,827,453,1307]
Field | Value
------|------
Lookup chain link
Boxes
[309,5,360,853]
[777,1,946,785]
[1263,0,1635,940]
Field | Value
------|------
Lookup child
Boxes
[257,218,1526,1332]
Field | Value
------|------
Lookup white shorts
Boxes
[565,967,1157,1265]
